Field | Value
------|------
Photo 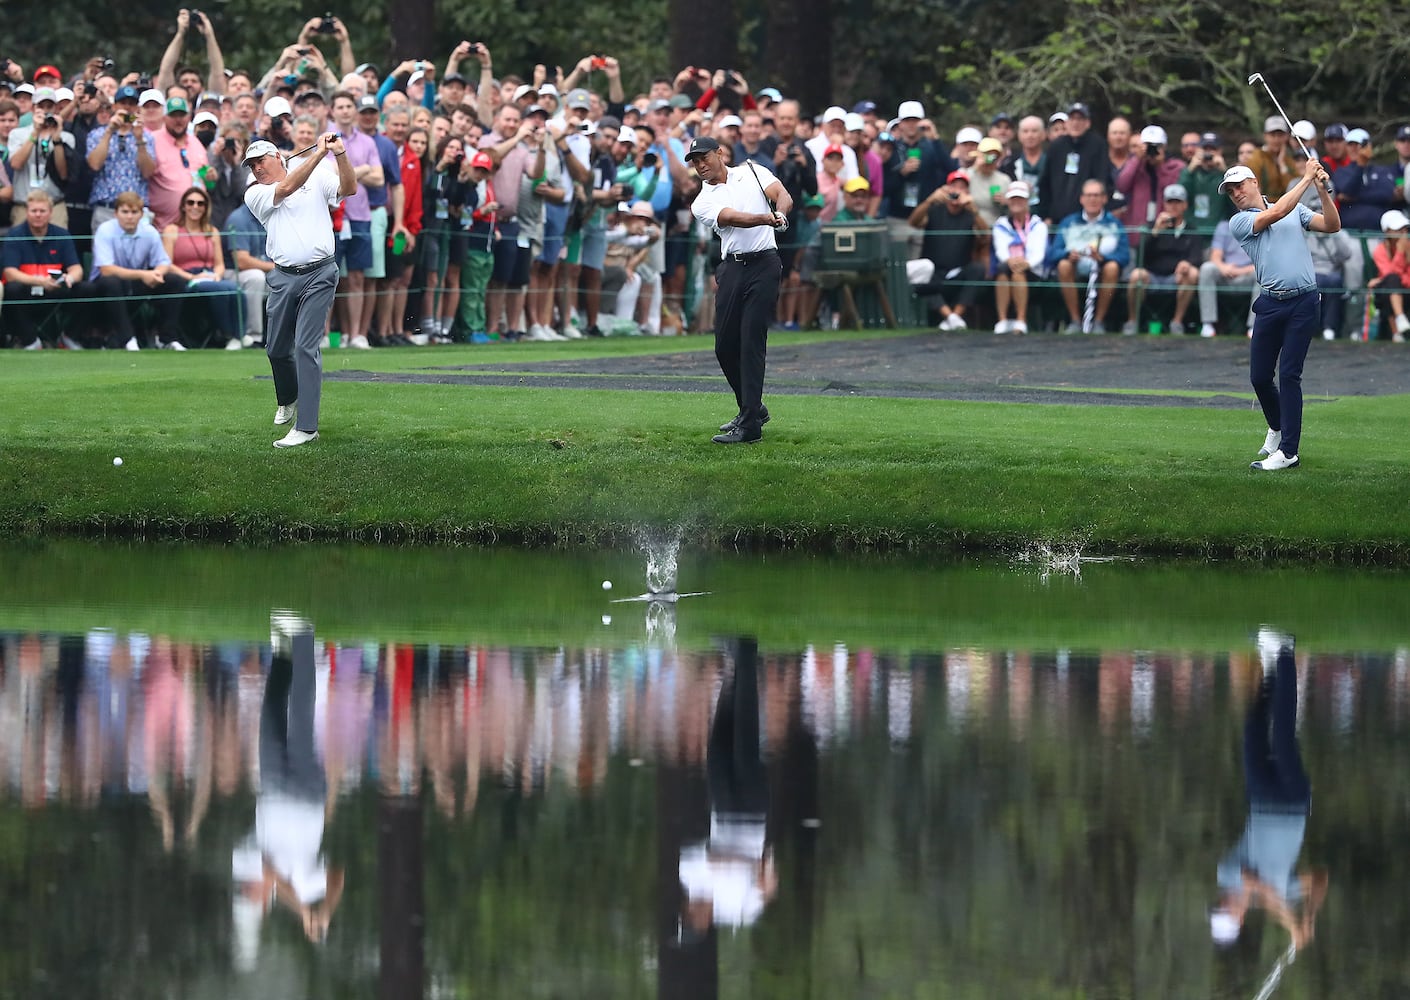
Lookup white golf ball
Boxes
[601,614,612,626]
[601,580,612,590]
[113,457,123,467]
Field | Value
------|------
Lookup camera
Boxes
[1145,142,1161,158]
[44,114,60,128]
[724,71,742,89]
[189,8,204,32]
[642,151,658,167]
[590,56,606,69]
[102,55,115,73]
[297,47,312,55]
[83,82,99,97]
[224,136,237,152]
[947,191,960,201]
[316,12,338,33]
[468,42,482,54]
[1201,151,1213,163]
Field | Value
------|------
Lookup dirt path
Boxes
[327,332,1410,408]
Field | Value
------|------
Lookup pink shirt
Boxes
[817,171,843,222]
[149,127,209,229]
[1372,239,1410,285]
[170,227,217,273]
[479,131,532,219]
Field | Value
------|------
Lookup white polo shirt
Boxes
[692,162,781,257]
[244,162,342,268]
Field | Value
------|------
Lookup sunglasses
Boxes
[184,198,208,206]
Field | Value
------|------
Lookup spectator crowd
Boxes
[5,15,1410,349]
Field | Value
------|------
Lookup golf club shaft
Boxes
[745,161,780,226]
[1256,79,1312,159]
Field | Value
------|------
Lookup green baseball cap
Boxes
[165,96,190,115]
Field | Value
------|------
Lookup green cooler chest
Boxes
[820,222,887,272]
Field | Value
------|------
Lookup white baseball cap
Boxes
[54,87,75,103]
[513,84,538,102]
[715,114,742,129]
[821,105,847,124]
[1139,125,1168,145]
[1218,164,1256,193]
[897,100,924,121]
[193,111,219,127]
[1263,115,1289,133]
[1291,119,1316,142]
[538,83,559,98]
[616,126,637,145]
[408,70,425,86]
[139,88,165,106]
[1005,181,1031,200]
[1346,127,1371,145]
[263,95,293,119]
[14,83,35,97]
[954,126,983,145]
[1048,111,1068,124]
[242,139,280,162]
[1381,209,1410,232]
[843,112,865,132]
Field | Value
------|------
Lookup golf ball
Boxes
[601,614,612,625]
[601,580,612,590]
[113,457,123,466]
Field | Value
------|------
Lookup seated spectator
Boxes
[833,176,872,222]
[1178,132,1230,235]
[963,137,1013,226]
[7,88,73,226]
[1368,209,1410,341]
[223,200,272,347]
[90,190,191,350]
[1124,184,1202,335]
[906,171,989,330]
[1115,125,1184,246]
[1246,116,1295,199]
[990,182,1047,334]
[791,194,825,328]
[1047,179,1129,333]
[86,86,155,229]
[1,191,91,349]
[160,185,243,348]
[604,202,662,334]
[1333,129,1398,235]
[1303,204,1359,340]
[1198,218,1256,338]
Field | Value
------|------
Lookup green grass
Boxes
[3,334,1409,562]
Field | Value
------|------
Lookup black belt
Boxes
[726,248,777,263]
[276,257,335,276]
[1262,285,1315,300]
[92,200,118,209]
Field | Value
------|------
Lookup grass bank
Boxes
[2,336,1408,562]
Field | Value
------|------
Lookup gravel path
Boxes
[325,332,1410,408]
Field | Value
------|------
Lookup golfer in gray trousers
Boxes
[244,134,356,448]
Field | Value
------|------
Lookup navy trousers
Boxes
[1249,289,1319,458]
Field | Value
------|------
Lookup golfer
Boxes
[686,136,792,444]
[244,135,356,448]
[1218,156,1339,470]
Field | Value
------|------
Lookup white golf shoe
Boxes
[1258,428,1281,458]
[273,428,319,448]
[274,403,297,426]
[1250,449,1298,471]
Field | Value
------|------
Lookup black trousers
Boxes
[93,273,190,347]
[714,251,782,429]
[913,260,987,310]
[3,282,97,346]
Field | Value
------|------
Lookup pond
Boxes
[1,540,1407,999]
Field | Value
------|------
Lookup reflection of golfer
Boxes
[678,637,778,931]
[1219,157,1340,471]
[232,615,344,970]
[1210,629,1328,953]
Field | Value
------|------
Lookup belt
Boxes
[91,200,117,209]
[726,248,777,263]
[276,257,335,276]
[1262,285,1315,300]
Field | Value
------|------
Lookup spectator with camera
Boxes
[1177,132,1231,235]
[1047,178,1129,333]
[479,102,540,340]
[62,84,107,239]
[6,88,72,226]
[1124,183,1203,334]
[90,190,193,350]
[157,9,227,98]
[207,123,251,227]
[906,171,989,330]
[1115,125,1184,247]
[1,191,90,349]
[328,90,381,348]
[1333,129,1398,235]
[87,87,155,229]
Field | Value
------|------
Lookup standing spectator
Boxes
[1047,179,1129,333]
[950,126,982,169]
[479,102,538,339]
[906,172,989,330]
[990,182,1047,334]
[1037,102,1107,226]
[1333,129,1398,235]
[156,9,227,97]
[1246,117,1296,200]
[1047,112,1068,142]
[988,112,1015,154]
[844,112,882,213]
[208,123,251,227]
[420,136,468,342]
[148,96,208,228]
[1319,123,1351,178]
[1,191,88,349]
[767,100,817,279]
[999,115,1046,210]
[882,100,954,250]
[6,88,72,226]
[1197,218,1257,338]
[63,84,106,241]
[834,176,872,222]
[375,109,419,343]
[815,145,846,221]
[0,98,17,218]
[86,87,155,228]
[1115,125,1184,246]
[1367,209,1410,341]
[733,110,773,169]
[224,200,272,346]
[354,94,407,343]
[1125,184,1203,334]
[1179,132,1231,235]
[1394,125,1410,202]
[569,117,620,338]
[138,89,167,135]
[91,190,191,350]
[1106,116,1132,188]
[963,138,1014,227]
[457,150,496,342]
[386,125,429,341]
[805,107,859,182]
[161,185,244,348]
[329,91,381,348]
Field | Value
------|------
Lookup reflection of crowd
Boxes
[1,629,1404,818]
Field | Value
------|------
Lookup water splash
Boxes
[641,530,681,596]
[1012,537,1131,583]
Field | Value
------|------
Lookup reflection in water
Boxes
[1212,630,1328,971]
[2,622,1409,997]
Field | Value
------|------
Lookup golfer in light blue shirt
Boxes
[1220,156,1341,470]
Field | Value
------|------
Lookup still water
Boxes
[1,541,1408,999]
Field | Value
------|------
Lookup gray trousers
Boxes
[265,260,337,433]
[1197,262,1257,327]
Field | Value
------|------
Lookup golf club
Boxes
[745,160,785,231]
[1247,73,1329,189]
[284,132,343,164]
[1081,244,1099,334]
